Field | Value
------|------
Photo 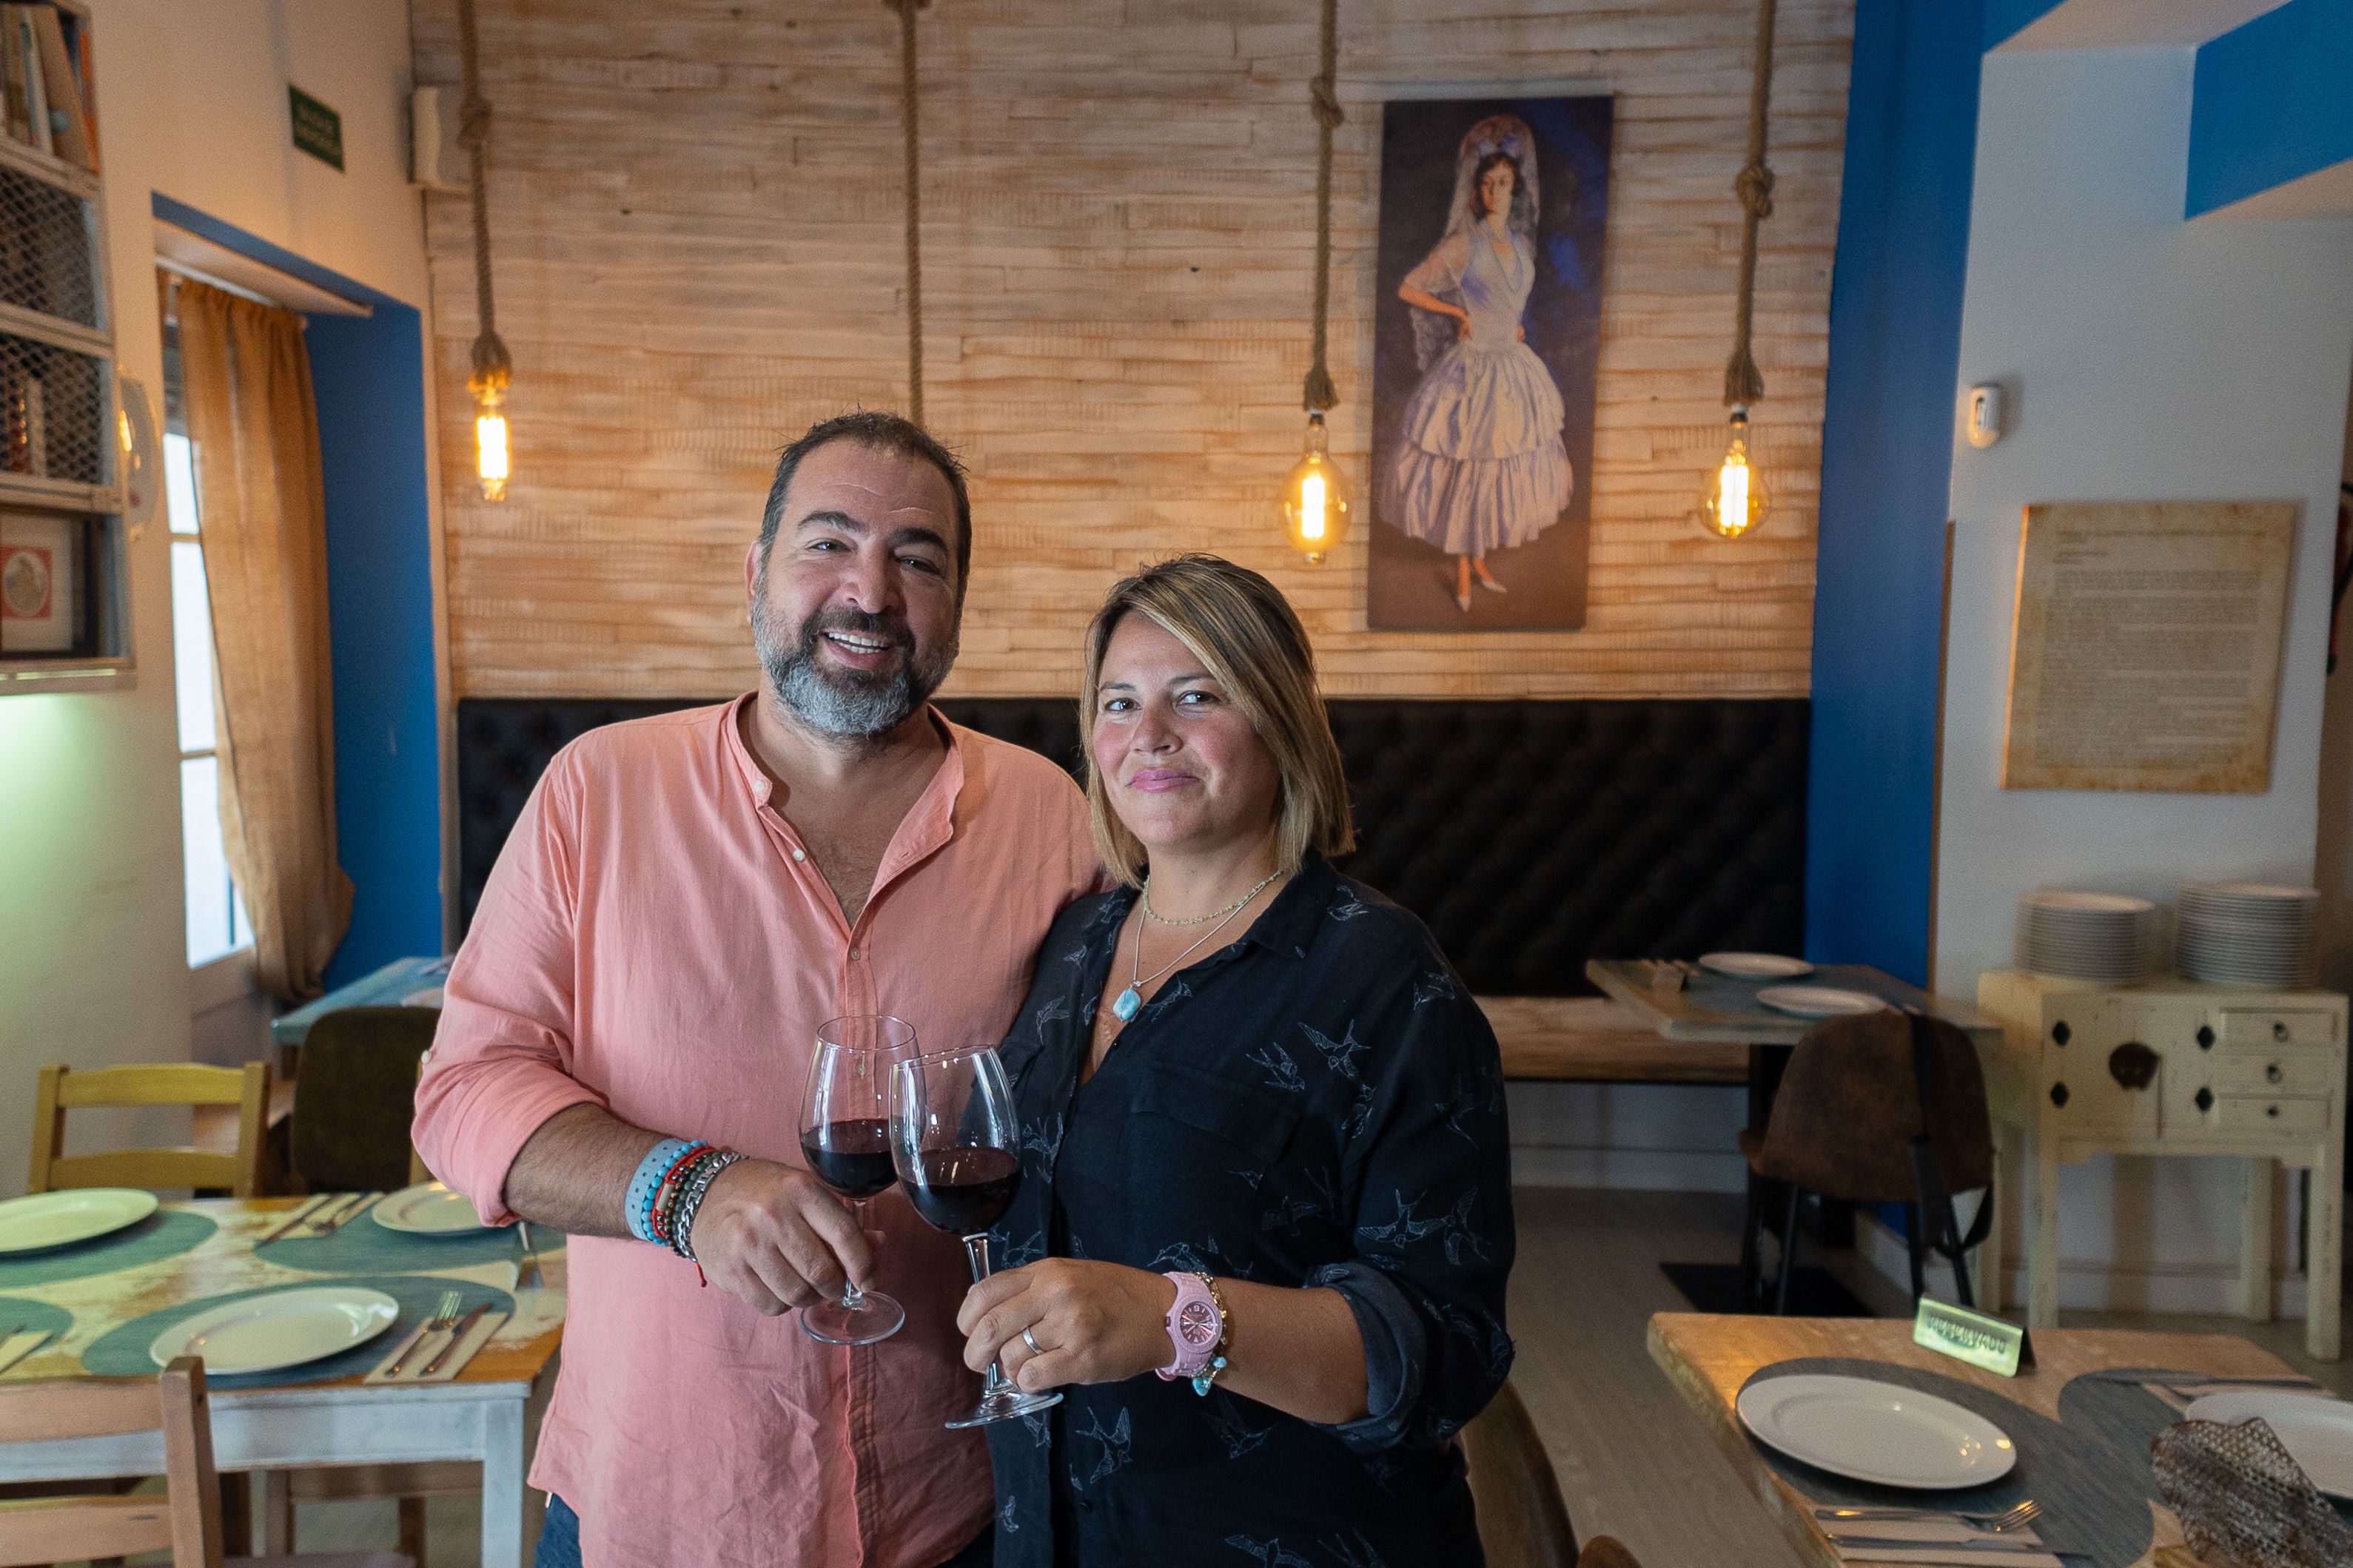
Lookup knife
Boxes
[1823,1536,2081,1558]
[258,1194,335,1246]
[315,1192,381,1235]
[420,1302,490,1378]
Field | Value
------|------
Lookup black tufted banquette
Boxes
[455,696,1806,998]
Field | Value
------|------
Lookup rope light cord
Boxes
[454,0,510,411]
[1302,0,1343,413]
[887,0,929,426]
[1724,0,1778,407]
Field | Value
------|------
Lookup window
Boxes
[163,318,252,967]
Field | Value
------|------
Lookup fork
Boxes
[383,1291,464,1379]
[1816,1500,2043,1534]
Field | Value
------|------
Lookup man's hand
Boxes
[956,1258,1177,1393]
[687,1159,873,1316]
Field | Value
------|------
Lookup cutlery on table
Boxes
[380,1291,463,1379]
[258,1194,336,1246]
[1821,1536,2081,1559]
[420,1302,490,1378]
[514,1221,539,1288]
[313,1191,382,1235]
[1819,1501,2042,1535]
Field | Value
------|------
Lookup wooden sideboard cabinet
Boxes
[1974,969,2346,1359]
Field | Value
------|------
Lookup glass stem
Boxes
[964,1231,1011,1395]
[839,1199,867,1310]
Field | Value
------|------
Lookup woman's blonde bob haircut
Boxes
[1081,553,1356,886]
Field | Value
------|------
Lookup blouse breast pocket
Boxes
[1121,1062,1306,1258]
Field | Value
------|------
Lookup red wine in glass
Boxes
[797,1016,916,1346]
[892,1044,1061,1428]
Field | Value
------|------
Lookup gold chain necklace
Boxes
[1111,868,1281,1023]
[1141,867,1281,926]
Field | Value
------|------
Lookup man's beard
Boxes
[751,590,958,741]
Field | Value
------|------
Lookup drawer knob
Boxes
[2268,1104,2281,1118]
[2266,1063,2284,1084]
[2052,1020,2071,1046]
[2275,1021,2291,1042]
[2195,1086,2215,1113]
[2109,1041,2158,1091]
[2196,1026,2215,1050]
[2050,1081,2070,1108]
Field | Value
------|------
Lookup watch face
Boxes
[1175,1299,1218,1347]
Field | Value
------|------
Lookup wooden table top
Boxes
[1648,1311,2297,1567]
[0,1196,563,1396]
[1590,960,2006,1046]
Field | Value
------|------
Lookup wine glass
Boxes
[891,1044,1061,1427]
[796,1015,916,1346]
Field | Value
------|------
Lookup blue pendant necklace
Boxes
[1110,867,1283,1023]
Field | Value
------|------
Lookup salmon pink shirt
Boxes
[413,696,1100,1568]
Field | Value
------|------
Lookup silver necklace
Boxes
[1110,869,1280,1023]
[1141,867,1281,926]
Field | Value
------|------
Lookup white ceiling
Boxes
[1998,0,2290,51]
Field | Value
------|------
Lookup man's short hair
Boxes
[756,411,973,597]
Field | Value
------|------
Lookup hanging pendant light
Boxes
[1280,0,1351,564]
[1695,0,1779,542]
[457,0,511,502]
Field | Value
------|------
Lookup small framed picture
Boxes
[1,508,87,656]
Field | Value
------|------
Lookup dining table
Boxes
[1649,1309,2336,1567]
[0,1194,563,1567]
[272,954,450,1051]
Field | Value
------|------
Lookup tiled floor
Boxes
[281,1185,2353,1568]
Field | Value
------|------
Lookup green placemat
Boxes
[258,1203,522,1275]
[84,1273,514,1389]
[0,1209,217,1289]
[0,1296,74,1340]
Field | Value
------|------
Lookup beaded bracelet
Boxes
[651,1145,734,1251]
[625,1137,698,1243]
[670,1151,746,1261]
[643,1143,714,1247]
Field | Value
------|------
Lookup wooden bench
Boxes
[1477,996,1746,1085]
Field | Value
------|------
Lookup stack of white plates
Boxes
[2015,889,2161,981]
[2178,882,2318,987]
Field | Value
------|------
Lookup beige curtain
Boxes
[175,278,352,1001]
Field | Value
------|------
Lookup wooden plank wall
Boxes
[412,0,1853,701]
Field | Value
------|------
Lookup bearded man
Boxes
[414,412,1099,1568]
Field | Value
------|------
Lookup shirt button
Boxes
[848,947,861,961]
[792,848,806,862]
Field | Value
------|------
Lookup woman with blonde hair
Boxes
[957,553,1515,1564]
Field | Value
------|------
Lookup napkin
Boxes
[364,1310,508,1384]
[1822,1517,2065,1567]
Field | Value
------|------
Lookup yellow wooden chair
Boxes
[29,1062,272,1198]
[0,1357,408,1567]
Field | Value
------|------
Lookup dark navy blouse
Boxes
[984,855,1516,1568]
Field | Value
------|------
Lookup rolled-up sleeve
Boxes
[412,753,607,1225]
[1315,978,1515,1452]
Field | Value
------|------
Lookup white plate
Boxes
[1737,1374,2017,1490]
[0,1188,158,1255]
[372,1181,494,1235]
[149,1286,399,1375]
[1756,985,1889,1018]
[1699,952,1815,980]
[2184,1390,2353,1498]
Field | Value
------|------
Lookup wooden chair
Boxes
[1463,1381,1577,1568]
[30,1063,272,1198]
[1737,1010,1994,1313]
[1575,1539,1643,1568]
[0,1356,407,1567]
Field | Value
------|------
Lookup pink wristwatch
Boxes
[1155,1271,1229,1393]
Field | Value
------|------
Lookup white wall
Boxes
[1935,46,2353,1308]
[0,0,429,1196]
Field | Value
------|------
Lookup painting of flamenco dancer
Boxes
[1369,96,1611,630]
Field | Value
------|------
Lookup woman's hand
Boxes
[958,1259,1178,1393]
[1515,323,1526,342]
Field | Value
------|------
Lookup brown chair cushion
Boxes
[1574,1539,1643,1568]
[289,1006,438,1194]
[1463,1382,1577,1568]
[1744,1011,1993,1203]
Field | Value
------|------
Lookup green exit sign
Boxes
[289,85,343,171]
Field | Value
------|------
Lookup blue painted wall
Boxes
[1981,0,2062,50]
[151,195,443,988]
[1805,0,1987,985]
[2188,0,2353,217]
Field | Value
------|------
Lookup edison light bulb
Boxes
[1696,406,1769,539]
[475,406,510,502]
[468,347,514,503]
[1280,411,1352,564]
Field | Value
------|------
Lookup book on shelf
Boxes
[0,4,92,172]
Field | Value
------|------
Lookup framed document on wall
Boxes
[2001,499,2297,793]
[0,508,86,656]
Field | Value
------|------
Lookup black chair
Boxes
[1737,1009,1994,1313]
[289,1006,437,1194]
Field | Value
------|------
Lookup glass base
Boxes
[944,1385,1062,1430]
[799,1291,904,1346]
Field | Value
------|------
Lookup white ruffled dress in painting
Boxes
[1386,224,1572,556]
